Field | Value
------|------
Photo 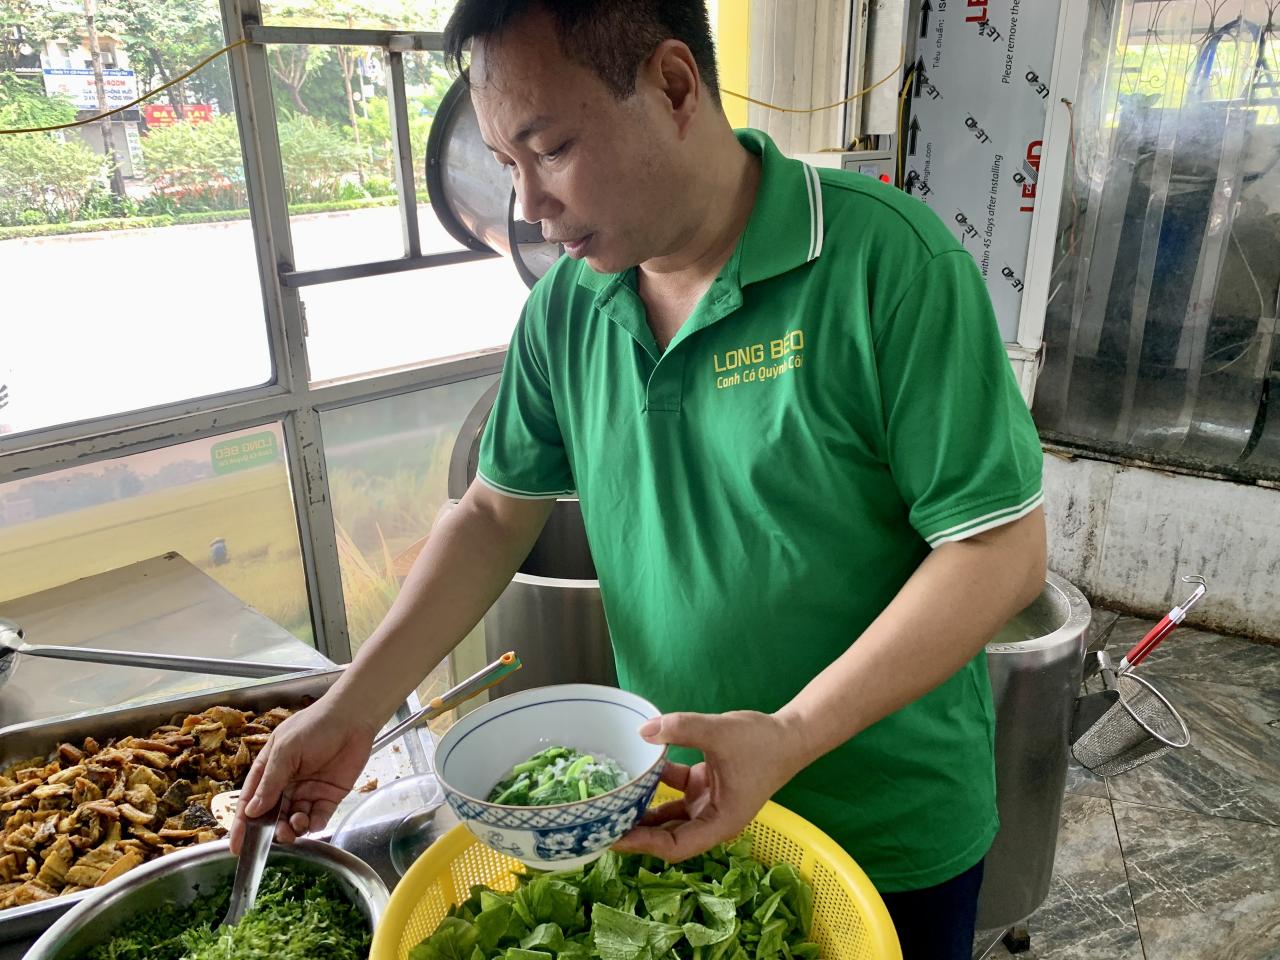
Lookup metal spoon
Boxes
[216,800,280,929]
[0,618,313,680]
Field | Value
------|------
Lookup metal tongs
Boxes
[217,799,282,930]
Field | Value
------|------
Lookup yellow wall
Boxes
[715,0,749,128]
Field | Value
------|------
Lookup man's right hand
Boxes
[226,480,554,853]
[229,695,378,852]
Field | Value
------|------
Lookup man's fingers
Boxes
[303,798,341,835]
[615,814,731,863]
[638,712,719,750]
[231,745,271,853]
[238,744,269,811]
[288,798,313,837]
[657,761,692,791]
[243,738,291,818]
[228,811,246,855]
[635,798,689,828]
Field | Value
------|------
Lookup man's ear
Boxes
[644,39,701,138]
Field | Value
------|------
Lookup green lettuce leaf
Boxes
[639,885,685,924]
[519,923,565,952]
[473,901,528,951]
[591,904,686,960]
[500,949,551,960]
[407,917,478,960]
[513,876,582,930]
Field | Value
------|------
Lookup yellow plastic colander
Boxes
[369,786,901,960]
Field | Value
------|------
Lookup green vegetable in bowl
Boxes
[74,865,370,960]
[409,837,822,960]
[487,746,629,806]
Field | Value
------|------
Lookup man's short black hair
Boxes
[443,0,721,106]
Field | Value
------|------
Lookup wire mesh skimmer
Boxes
[1071,651,1191,777]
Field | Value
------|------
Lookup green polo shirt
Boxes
[477,129,1043,891]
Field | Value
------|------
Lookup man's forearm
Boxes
[328,485,553,727]
[775,508,1047,769]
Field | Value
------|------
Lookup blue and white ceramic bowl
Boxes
[434,683,666,870]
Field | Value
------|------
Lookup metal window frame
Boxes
[0,0,511,665]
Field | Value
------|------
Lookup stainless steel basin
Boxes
[23,839,387,960]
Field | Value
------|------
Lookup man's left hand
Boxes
[613,710,808,862]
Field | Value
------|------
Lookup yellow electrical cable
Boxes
[720,54,905,114]
[0,38,248,135]
[3,40,904,136]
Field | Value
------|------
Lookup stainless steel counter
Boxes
[0,553,333,728]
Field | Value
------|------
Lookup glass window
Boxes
[405,50,452,212]
[321,375,497,720]
[0,423,312,642]
[1033,0,1280,470]
[302,248,528,381]
[270,47,461,272]
[0,2,273,437]
[269,45,434,270]
[260,2,456,33]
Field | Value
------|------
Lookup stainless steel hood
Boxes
[425,77,563,288]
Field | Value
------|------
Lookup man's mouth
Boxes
[548,234,593,257]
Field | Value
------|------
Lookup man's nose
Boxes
[514,169,559,225]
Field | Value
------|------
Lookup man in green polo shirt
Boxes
[235,2,1047,956]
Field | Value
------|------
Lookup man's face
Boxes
[470,9,680,274]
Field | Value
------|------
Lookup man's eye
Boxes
[542,141,571,162]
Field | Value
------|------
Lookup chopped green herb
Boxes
[411,839,822,960]
[74,864,370,960]
[487,747,628,806]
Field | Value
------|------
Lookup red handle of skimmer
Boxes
[1120,617,1174,671]
[1117,575,1207,674]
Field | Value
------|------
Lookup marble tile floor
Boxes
[975,611,1280,960]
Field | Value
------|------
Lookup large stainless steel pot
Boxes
[977,571,1091,930]
[482,497,618,694]
[23,839,388,960]
[445,387,617,695]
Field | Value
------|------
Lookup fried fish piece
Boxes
[34,836,73,888]
[8,879,57,905]
[94,848,143,887]
[57,744,84,766]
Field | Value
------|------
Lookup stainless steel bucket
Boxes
[978,571,1091,930]
[482,497,618,694]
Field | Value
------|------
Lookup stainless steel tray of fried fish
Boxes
[0,667,346,942]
